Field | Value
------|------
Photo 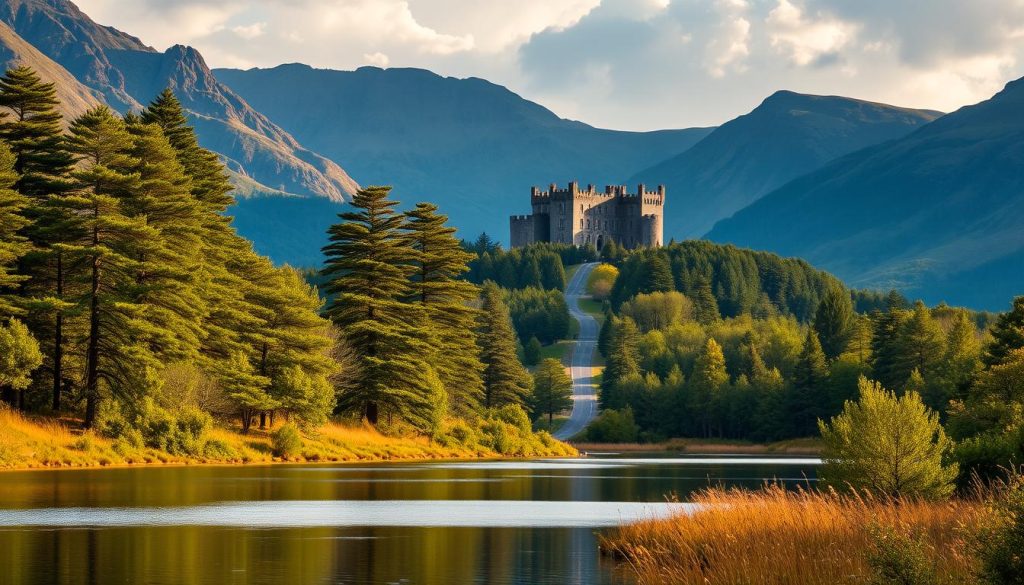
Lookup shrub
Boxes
[974,479,1024,584]
[584,408,639,443]
[866,524,940,585]
[491,404,532,435]
[272,423,303,458]
[203,438,237,460]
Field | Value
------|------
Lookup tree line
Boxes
[0,66,552,454]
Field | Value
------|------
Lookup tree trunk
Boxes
[366,401,379,425]
[260,411,267,429]
[83,232,101,429]
[1,386,13,406]
[241,409,251,434]
[52,252,63,412]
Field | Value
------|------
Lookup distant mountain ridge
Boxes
[0,0,358,201]
[707,76,1024,310]
[631,91,942,238]
[214,63,713,240]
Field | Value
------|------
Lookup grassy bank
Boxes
[601,485,984,585]
[0,407,575,471]
[575,437,822,454]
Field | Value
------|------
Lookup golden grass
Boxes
[601,485,984,585]
[0,407,575,471]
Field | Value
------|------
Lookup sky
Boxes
[73,0,1024,131]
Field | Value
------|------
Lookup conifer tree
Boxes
[523,336,542,366]
[64,106,156,427]
[321,186,434,427]
[0,143,30,317]
[530,358,573,426]
[689,337,728,437]
[894,301,945,386]
[692,279,721,324]
[787,329,829,436]
[478,281,531,408]
[0,66,73,198]
[539,253,566,291]
[601,317,641,409]
[814,285,855,361]
[984,296,1024,367]
[941,309,980,400]
[404,202,485,415]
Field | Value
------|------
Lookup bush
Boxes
[866,524,940,585]
[974,479,1024,584]
[272,423,303,458]
[490,404,532,435]
[203,438,237,460]
[584,407,639,443]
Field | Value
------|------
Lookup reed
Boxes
[601,484,984,585]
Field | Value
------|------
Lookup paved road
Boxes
[554,262,600,441]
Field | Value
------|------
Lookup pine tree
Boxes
[693,278,721,324]
[0,66,74,198]
[539,253,566,291]
[530,358,573,426]
[984,296,1024,367]
[871,300,909,390]
[894,301,945,387]
[523,336,542,366]
[478,281,531,408]
[601,317,641,409]
[689,337,728,437]
[404,202,485,415]
[64,106,157,427]
[941,309,980,400]
[787,329,829,437]
[814,285,855,361]
[321,186,434,428]
[0,66,75,411]
[0,142,30,317]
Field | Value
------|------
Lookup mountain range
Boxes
[630,91,942,238]
[707,76,1024,309]
[0,0,1021,308]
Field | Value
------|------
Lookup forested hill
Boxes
[707,75,1024,310]
[608,240,844,323]
[214,64,712,240]
[630,91,941,239]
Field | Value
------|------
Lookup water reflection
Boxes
[0,454,819,584]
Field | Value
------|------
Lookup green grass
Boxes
[578,298,605,321]
[533,415,568,435]
[539,340,574,364]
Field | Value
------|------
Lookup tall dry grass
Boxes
[601,484,985,585]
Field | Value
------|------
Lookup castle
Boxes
[510,181,665,249]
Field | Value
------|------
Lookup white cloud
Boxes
[231,22,266,40]
[766,0,857,66]
[70,0,1024,130]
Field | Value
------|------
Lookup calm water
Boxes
[0,454,819,585]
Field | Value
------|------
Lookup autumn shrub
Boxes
[272,423,303,458]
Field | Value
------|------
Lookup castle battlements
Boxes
[513,181,665,249]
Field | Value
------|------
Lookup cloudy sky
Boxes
[73,0,1024,130]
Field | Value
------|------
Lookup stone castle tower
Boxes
[510,181,665,249]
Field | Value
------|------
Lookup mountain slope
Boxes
[631,91,942,238]
[0,19,101,119]
[0,0,357,201]
[707,77,1024,310]
[215,64,713,239]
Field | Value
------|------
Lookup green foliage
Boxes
[985,297,1024,368]
[584,408,640,443]
[523,336,542,366]
[530,358,573,425]
[866,524,941,585]
[587,263,619,301]
[503,286,571,344]
[466,242,569,291]
[271,423,303,458]
[814,284,856,361]
[0,319,42,393]
[478,282,531,408]
[819,377,957,498]
[620,290,692,332]
[972,479,1024,585]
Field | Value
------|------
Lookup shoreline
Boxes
[573,438,822,455]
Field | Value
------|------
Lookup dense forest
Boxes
[0,66,563,458]
[589,240,1024,483]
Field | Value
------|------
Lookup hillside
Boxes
[0,0,358,202]
[631,91,941,238]
[215,64,713,240]
[707,76,1024,310]
[0,19,101,120]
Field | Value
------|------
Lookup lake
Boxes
[0,454,819,584]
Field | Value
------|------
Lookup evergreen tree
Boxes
[404,202,485,415]
[530,358,573,426]
[64,106,157,427]
[642,253,673,294]
[689,337,728,437]
[478,281,531,408]
[871,300,909,390]
[0,143,29,317]
[984,296,1024,367]
[321,186,434,428]
[787,329,829,436]
[601,317,641,409]
[539,253,566,291]
[894,301,945,387]
[814,285,855,361]
[0,66,73,198]
[692,278,721,324]
[942,309,980,400]
[520,256,542,289]
[523,336,542,366]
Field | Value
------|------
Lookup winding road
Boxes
[554,262,600,441]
